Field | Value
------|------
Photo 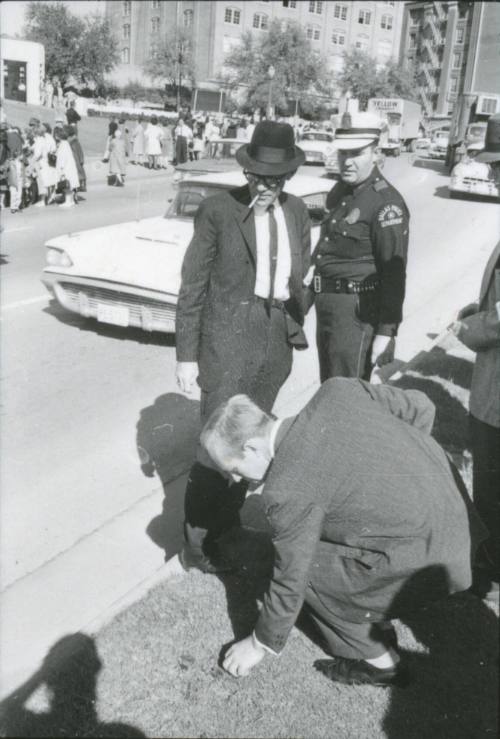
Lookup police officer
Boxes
[312,112,410,380]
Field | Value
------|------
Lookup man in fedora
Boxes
[310,112,410,381]
[172,120,310,574]
[450,112,500,598]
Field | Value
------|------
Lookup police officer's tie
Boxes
[266,204,278,316]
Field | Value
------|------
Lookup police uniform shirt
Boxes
[315,166,409,335]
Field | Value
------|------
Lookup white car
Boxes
[449,147,499,200]
[299,131,334,165]
[41,171,332,334]
[428,131,449,160]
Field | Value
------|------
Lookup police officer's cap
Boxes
[334,112,381,151]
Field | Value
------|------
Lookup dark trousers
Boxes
[315,292,377,381]
[182,301,293,568]
[470,414,500,578]
[175,136,188,165]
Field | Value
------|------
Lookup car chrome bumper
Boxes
[41,272,178,333]
[449,180,499,198]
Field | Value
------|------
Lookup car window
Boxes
[165,185,229,218]
[302,133,332,142]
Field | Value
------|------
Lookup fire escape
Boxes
[417,5,445,116]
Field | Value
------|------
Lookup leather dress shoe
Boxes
[179,549,235,575]
[314,657,409,688]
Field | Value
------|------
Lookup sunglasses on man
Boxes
[244,171,287,189]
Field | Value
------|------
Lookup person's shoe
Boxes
[179,548,235,575]
[314,657,409,688]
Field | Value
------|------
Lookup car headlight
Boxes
[46,247,73,267]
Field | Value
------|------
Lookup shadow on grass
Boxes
[0,633,145,738]
[384,568,498,739]
[136,392,200,560]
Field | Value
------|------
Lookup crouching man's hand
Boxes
[223,635,266,678]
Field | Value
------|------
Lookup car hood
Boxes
[452,160,492,179]
[301,140,331,152]
[45,217,194,294]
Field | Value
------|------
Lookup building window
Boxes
[331,31,345,46]
[282,0,297,7]
[149,43,159,60]
[151,16,160,32]
[306,25,321,41]
[456,27,464,44]
[123,24,130,39]
[334,4,348,21]
[358,10,371,25]
[151,0,160,8]
[184,9,193,27]
[453,52,461,68]
[121,47,130,63]
[355,34,369,50]
[409,33,417,48]
[253,13,268,29]
[225,7,241,24]
[380,14,393,30]
[450,77,458,93]
[309,1,323,15]
[123,1,131,16]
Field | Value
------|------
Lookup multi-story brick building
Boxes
[105,1,405,109]
[399,1,500,122]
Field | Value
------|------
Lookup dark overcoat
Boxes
[254,378,484,653]
[175,184,311,392]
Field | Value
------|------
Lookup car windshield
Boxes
[302,133,332,142]
[164,183,230,219]
[468,125,486,139]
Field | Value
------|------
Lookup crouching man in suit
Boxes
[200,379,485,687]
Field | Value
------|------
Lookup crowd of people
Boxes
[0,114,86,212]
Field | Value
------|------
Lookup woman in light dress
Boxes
[32,125,57,207]
[108,121,127,186]
[144,115,163,169]
[130,117,145,165]
[55,126,80,207]
[159,122,173,168]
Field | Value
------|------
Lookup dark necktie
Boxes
[266,204,278,315]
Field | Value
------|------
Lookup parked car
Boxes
[449,143,500,200]
[41,171,333,334]
[173,137,248,181]
[428,130,450,160]
[299,131,334,165]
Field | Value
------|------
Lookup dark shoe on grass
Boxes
[314,657,410,688]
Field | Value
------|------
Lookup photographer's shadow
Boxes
[383,568,498,739]
[0,633,145,738]
[136,392,200,560]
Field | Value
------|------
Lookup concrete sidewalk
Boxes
[84,156,173,185]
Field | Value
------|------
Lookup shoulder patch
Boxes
[378,203,404,228]
[373,179,388,192]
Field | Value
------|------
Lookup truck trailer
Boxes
[367,98,422,155]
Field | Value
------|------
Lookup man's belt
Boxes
[312,275,379,295]
[254,295,286,310]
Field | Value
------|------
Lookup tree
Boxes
[222,19,333,116]
[335,50,380,111]
[143,26,196,110]
[23,2,118,87]
[336,50,419,110]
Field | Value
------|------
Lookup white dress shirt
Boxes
[253,203,291,302]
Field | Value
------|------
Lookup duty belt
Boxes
[312,275,379,295]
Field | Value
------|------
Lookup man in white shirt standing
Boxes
[172,121,310,574]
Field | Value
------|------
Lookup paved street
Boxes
[1,154,498,696]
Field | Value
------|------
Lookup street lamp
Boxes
[267,65,275,120]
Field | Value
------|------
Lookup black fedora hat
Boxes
[236,121,305,176]
[476,113,500,164]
